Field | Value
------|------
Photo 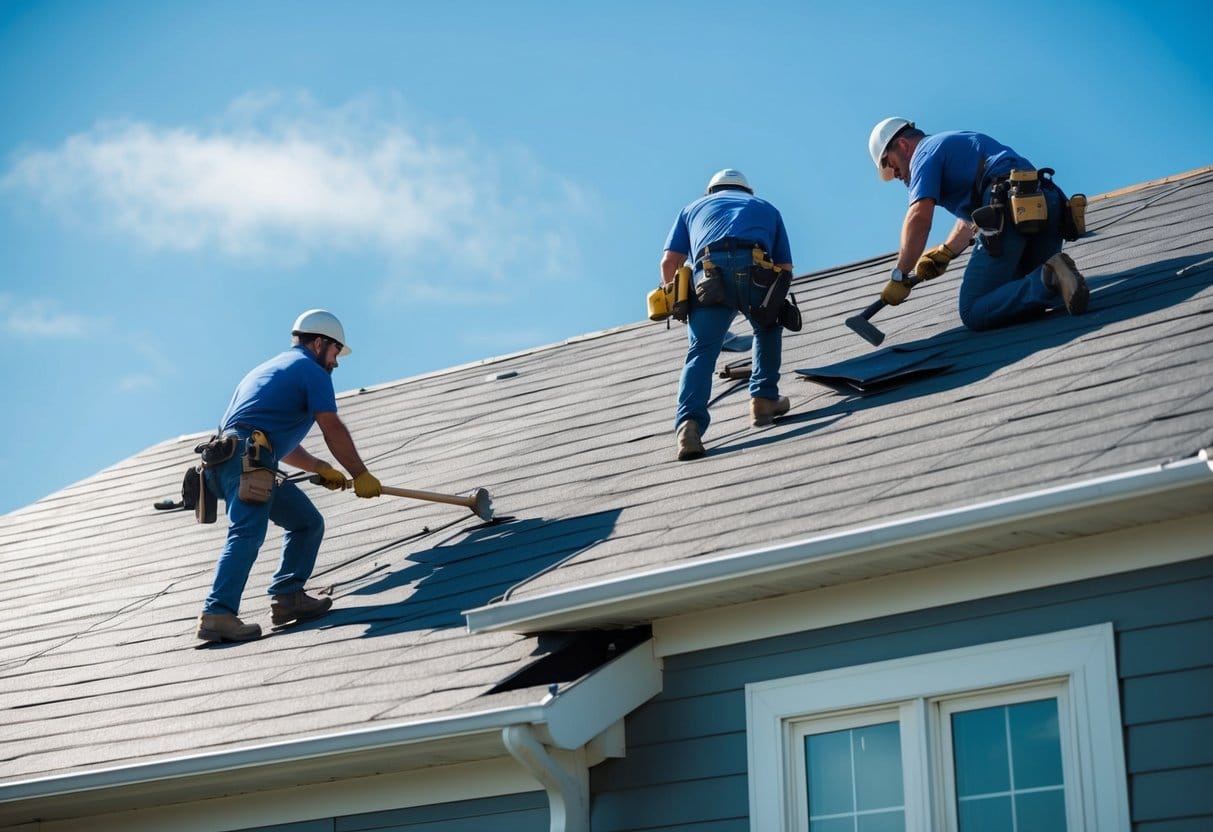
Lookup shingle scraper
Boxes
[312,477,494,521]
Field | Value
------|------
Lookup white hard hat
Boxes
[292,309,351,356]
[868,117,914,181]
[706,168,753,194]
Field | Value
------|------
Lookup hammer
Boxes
[845,276,919,347]
[310,476,495,521]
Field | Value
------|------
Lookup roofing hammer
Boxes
[845,276,919,347]
[310,476,495,521]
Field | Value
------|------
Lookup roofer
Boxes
[868,118,1089,331]
[661,169,795,461]
[195,309,382,643]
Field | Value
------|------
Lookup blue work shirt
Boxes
[219,346,338,457]
[664,190,793,265]
[908,131,1033,218]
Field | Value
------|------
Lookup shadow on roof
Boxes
[714,252,1213,456]
[285,509,622,637]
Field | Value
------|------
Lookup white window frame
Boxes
[745,624,1130,832]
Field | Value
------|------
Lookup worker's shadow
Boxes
[714,251,1213,456]
[291,509,621,637]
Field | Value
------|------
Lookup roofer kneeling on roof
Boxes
[868,117,1090,331]
[660,169,796,462]
[195,309,382,643]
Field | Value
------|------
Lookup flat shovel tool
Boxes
[311,476,495,521]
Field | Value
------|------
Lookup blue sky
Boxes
[1,0,1210,515]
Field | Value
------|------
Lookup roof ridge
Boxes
[1091,165,1213,202]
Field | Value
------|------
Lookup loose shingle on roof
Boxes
[0,167,1210,813]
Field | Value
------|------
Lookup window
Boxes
[746,625,1129,832]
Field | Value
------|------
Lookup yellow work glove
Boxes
[915,243,956,280]
[314,463,347,491]
[880,279,912,306]
[353,471,382,498]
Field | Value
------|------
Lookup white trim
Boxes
[17,756,539,832]
[654,511,1213,657]
[465,453,1213,634]
[745,625,1130,832]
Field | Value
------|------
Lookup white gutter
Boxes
[465,451,1213,634]
[0,641,662,818]
[503,725,589,832]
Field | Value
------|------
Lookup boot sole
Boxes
[1055,252,1089,315]
[196,627,261,643]
[271,599,333,626]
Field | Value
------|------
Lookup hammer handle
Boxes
[859,298,886,321]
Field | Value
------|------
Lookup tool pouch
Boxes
[971,188,1006,258]
[195,466,218,523]
[1008,169,1047,234]
[181,465,200,511]
[1064,194,1087,240]
[779,292,803,332]
[671,264,692,321]
[238,456,275,504]
[694,258,729,307]
[748,261,791,329]
[196,435,238,467]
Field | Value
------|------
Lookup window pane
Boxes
[1016,789,1067,831]
[957,795,1013,832]
[805,721,904,831]
[854,722,904,811]
[1009,698,1063,790]
[952,698,1067,832]
[807,729,856,816]
[858,810,906,832]
[952,706,1009,796]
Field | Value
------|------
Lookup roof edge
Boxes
[0,637,662,817]
[464,450,1213,634]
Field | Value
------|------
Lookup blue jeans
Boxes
[203,439,325,616]
[959,185,1065,331]
[675,248,783,434]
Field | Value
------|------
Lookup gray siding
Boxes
[589,556,1213,832]
[238,790,547,832]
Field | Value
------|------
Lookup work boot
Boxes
[196,613,262,643]
[270,590,333,626]
[676,420,704,461]
[750,396,791,427]
[1042,252,1089,315]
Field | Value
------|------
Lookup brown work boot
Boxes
[270,590,333,626]
[676,420,704,461]
[196,613,262,643]
[1042,252,1089,315]
[750,396,790,427]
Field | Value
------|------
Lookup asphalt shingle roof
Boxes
[1,167,1210,798]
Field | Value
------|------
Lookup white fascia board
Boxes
[464,451,1213,634]
[0,703,545,811]
[0,639,661,817]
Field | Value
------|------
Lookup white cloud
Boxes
[1,92,595,280]
[0,294,102,339]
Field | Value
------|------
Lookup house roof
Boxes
[2,166,1211,823]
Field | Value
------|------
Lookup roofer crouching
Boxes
[869,117,1090,331]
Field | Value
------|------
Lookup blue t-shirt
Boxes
[664,190,793,265]
[908,131,1033,218]
[219,346,338,457]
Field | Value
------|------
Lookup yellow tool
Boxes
[1009,169,1047,233]
[647,264,692,322]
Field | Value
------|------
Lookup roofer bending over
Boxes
[661,169,796,461]
[195,309,382,643]
[868,117,1089,331]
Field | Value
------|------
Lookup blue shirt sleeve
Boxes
[664,210,691,255]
